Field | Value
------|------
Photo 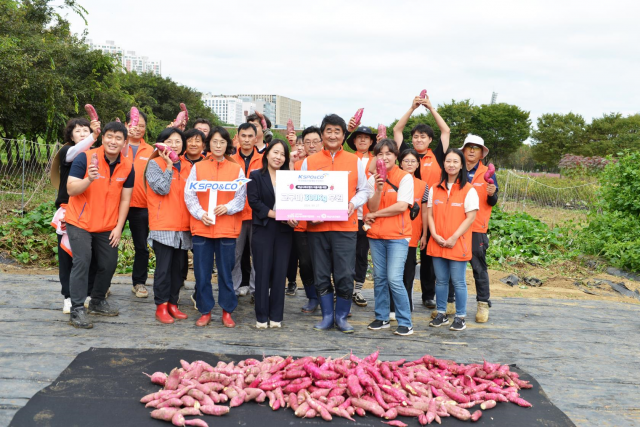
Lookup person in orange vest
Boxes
[246,113,269,154]
[124,109,155,299]
[392,93,450,310]
[300,114,372,333]
[145,128,192,324]
[443,135,498,323]
[53,117,101,314]
[193,118,213,146]
[230,123,263,301]
[182,129,207,165]
[363,139,414,335]
[65,122,135,328]
[184,126,247,328]
[389,149,430,320]
[248,140,297,328]
[286,126,323,313]
[427,148,479,332]
[345,124,377,308]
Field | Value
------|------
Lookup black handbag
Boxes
[385,179,420,220]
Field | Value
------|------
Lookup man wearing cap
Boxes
[393,94,450,310]
[345,122,377,307]
[458,134,498,322]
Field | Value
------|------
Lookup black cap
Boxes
[345,126,376,152]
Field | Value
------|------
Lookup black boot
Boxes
[285,281,297,296]
[69,307,93,329]
[301,283,319,313]
[314,293,334,331]
[335,296,354,333]
[87,299,119,316]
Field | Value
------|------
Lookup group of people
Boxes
[53,93,498,336]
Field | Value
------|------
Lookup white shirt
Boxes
[357,155,372,220]
[427,183,479,212]
[366,173,414,205]
[184,164,247,220]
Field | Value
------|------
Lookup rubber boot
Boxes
[168,303,188,320]
[222,310,236,328]
[314,293,335,331]
[195,313,211,327]
[155,303,174,324]
[476,301,489,323]
[301,283,319,313]
[334,296,354,334]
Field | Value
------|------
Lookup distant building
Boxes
[87,40,161,76]
[201,94,244,126]
[232,95,300,129]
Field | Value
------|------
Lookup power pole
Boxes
[491,92,498,105]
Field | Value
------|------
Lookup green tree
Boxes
[531,112,587,167]
[471,103,531,163]
[583,113,640,156]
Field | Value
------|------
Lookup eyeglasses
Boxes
[466,145,482,152]
[210,140,226,147]
[402,159,418,165]
[304,140,322,146]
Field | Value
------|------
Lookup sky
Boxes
[64,0,640,129]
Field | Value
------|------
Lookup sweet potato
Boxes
[84,104,100,134]
[157,398,183,408]
[382,421,408,427]
[396,406,424,417]
[304,363,340,380]
[156,143,180,163]
[178,407,202,416]
[471,409,482,422]
[419,89,427,99]
[287,119,294,134]
[351,397,385,417]
[378,124,387,139]
[305,393,332,421]
[171,411,186,426]
[184,420,208,427]
[445,404,471,421]
[151,407,179,421]
[376,158,387,182]
[507,394,532,408]
[355,407,366,417]
[294,401,310,418]
[353,108,364,126]
[90,153,99,168]
[199,405,230,416]
[180,103,189,123]
[383,407,398,419]
[165,368,181,390]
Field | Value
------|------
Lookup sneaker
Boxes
[394,326,414,336]
[389,312,396,321]
[250,294,255,305]
[63,298,71,314]
[238,286,249,297]
[69,307,93,329]
[285,282,297,296]
[191,292,198,310]
[368,319,390,330]
[353,291,368,307]
[87,299,119,316]
[269,321,282,328]
[84,296,91,309]
[256,321,268,329]
[429,313,450,327]
[423,299,436,309]
[132,284,148,298]
[450,317,467,331]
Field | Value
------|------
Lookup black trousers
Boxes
[181,250,189,282]
[241,233,251,287]
[125,207,149,286]
[448,232,491,303]
[308,231,356,300]
[355,220,369,284]
[58,234,96,298]
[152,241,185,306]
[391,246,417,313]
[252,221,293,323]
[420,230,436,301]
[294,231,314,286]
[287,244,298,283]
[67,224,118,309]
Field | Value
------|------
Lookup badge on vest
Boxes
[424,162,432,167]
[451,202,463,207]
[116,177,126,182]
[473,183,484,186]
[140,157,149,161]
[434,199,443,205]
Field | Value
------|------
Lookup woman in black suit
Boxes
[247,139,296,328]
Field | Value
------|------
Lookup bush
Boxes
[558,154,615,178]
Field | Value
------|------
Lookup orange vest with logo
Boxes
[66,147,133,233]
[231,148,263,222]
[469,162,494,233]
[427,181,473,261]
[305,149,360,233]
[146,158,192,232]
[293,159,307,232]
[419,148,442,190]
[409,177,428,248]
[189,158,243,239]
[127,140,154,208]
[366,167,412,240]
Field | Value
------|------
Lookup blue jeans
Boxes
[369,238,412,328]
[192,235,237,315]
[432,257,468,317]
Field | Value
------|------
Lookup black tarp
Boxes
[10,347,575,427]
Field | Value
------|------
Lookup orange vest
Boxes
[409,177,428,248]
[127,140,154,208]
[66,146,133,233]
[189,157,243,239]
[146,158,192,232]
[418,149,442,190]
[305,148,360,233]
[355,151,375,177]
[427,181,473,261]
[231,148,263,222]
[469,162,494,233]
[366,167,412,240]
[293,159,307,232]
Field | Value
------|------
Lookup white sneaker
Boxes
[63,298,71,314]
[389,312,396,321]
[256,321,268,329]
[84,296,91,309]
[269,321,282,328]
[238,287,249,297]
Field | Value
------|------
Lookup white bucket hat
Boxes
[460,134,489,159]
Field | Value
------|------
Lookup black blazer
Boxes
[247,169,292,233]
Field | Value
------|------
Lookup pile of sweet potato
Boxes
[140,352,532,426]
